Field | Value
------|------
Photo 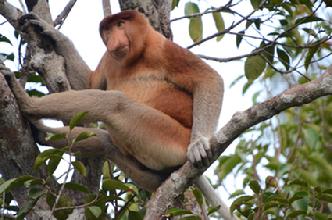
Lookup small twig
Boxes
[54,0,77,28]
[0,20,7,25]
[198,53,252,62]
[50,131,74,216]
[102,0,112,17]
[18,0,27,14]
[54,195,99,211]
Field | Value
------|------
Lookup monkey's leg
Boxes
[10,77,190,170]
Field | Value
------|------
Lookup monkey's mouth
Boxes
[111,46,129,60]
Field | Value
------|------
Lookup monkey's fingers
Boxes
[0,62,15,86]
[19,13,55,39]
[187,137,212,168]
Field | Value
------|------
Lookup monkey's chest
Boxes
[111,79,193,128]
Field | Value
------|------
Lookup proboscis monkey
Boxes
[8,10,223,171]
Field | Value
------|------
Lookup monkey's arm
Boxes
[188,71,224,165]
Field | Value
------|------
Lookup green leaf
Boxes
[102,178,130,191]
[286,210,306,219]
[47,155,62,175]
[250,0,262,10]
[249,180,261,194]
[295,16,324,26]
[312,212,329,220]
[72,161,87,176]
[69,111,88,130]
[27,74,44,83]
[53,195,74,220]
[317,194,332,203]
[34,149,63,169]
[277,48,290,70]
[16,200,37,220]
[212,12,225,41]
[217,155,242,180]
[11,176,41,190]
[261,44,275,64]
[73,131,96,144]
[244,55,266,80]
[192,187,203,206]
[27,89,45,97]
[171,0,180,10]
[304,45,319,69]
[6,53,14,61]
[103,161,111,179]
[128,211,143,220]
[184,2,199,16]
[88,206,102,219]
[229,189,245,199]
[296,169,317,186]
[289,191,308,203]
[189,17,203,43]
[303,126,319,148]
[28,188,45,200]
[185,2,202,43]
[303,28,318,37]
[0,34,12,44]
[46,132,66,142]
[166,207,193,216]
[0,178,17,194]
[64,182,90,193]
[236,31,245,48]
[323,188,332,194]
[230,195,254,212]
[207,205,220,216]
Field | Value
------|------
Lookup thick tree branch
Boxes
[102,0,111,17]
[119,0,172,39]
[0,72,54,219]
[144,66,332,219]
[0,0,22,28]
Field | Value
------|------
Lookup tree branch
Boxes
[54,0,77,27]
[144,66,332,219]
[102,0,111,17]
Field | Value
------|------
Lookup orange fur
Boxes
[10,10,223,171]
[88,10,223,170]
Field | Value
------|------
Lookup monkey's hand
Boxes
[19,13,63,43]
[0,62,16,88]
[187,136,212,167]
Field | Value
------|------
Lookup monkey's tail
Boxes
[194,175,239,220]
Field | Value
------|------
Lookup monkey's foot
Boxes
[187,136,213,168]
[19,13,60,41]
[0,62,15,85]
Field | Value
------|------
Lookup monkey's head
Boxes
[99,10,151,64]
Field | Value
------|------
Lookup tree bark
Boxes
[0,73,51,219]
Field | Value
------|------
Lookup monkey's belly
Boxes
[113,83,193,128]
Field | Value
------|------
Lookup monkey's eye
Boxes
[116,20,125,27]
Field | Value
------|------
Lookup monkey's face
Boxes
[102,20,130,61]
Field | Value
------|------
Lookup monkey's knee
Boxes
[105,90,132,113]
